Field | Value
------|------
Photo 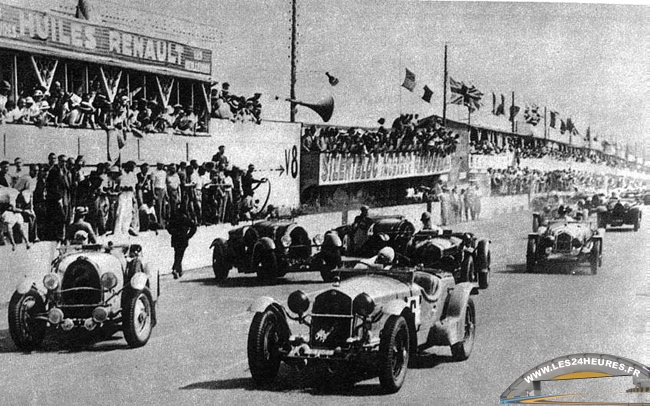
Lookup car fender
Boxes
[257,237,276,251]
[445,282,474,345]
[248,296,291,339]
[142,262,159,301]
[382,299,409,317]
[528,233,540,240]
[130,272,149,291]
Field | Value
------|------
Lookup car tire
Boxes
[212,238,230,282]
[123,288,154,348]
[633,214,641,232]
[526,239,537,273]
[378,315,409,394]
[8,288,46,351]
[459,255,475,283]
[451,297,476,361]
[247,310,282,386]
[253,246,279,280]
[590,240,601,275]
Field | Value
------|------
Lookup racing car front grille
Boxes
[556,232,572,252]
[310,316,353,349]
[312,290,352,316]
[61,260,102,310]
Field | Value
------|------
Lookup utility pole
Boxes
[442,44,448,126]
[289,0,297,122]
[511,91,515,134]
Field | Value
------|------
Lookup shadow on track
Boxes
[0,327,130,354]
[504,262,595,276]
[180,276,325,288]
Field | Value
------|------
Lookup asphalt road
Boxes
[0,210,648,405]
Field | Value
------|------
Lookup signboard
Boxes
[319,152,451,185]
[0,4,212,77]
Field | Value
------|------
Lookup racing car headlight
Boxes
[353,293,375,318]
[288,290,310,315]
[100,272,118,290]
[281,235,292,248]
[43,274,60,291]
[312,234,324,246]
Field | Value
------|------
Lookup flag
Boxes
[495,94,505,116]
[325,72,339,86]
[585,126,591,142]
[549,111,558,128]
[524,104,541,126]
[492,93,497,114]
[509,104,520,122]
[422,85,433,103]
[449,77,483,112]
[402,68,416,92]
[560,119,566,134]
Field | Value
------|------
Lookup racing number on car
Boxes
[409,296,421,327]
[284,146,298,178]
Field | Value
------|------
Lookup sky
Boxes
[52,0,650,152]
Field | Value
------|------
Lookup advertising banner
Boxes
[318,151,451,185]
[0,4,212,77]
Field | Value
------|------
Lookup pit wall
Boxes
[0,193,530,304]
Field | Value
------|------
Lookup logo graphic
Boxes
[315,327,333,343]
[500,353,650,404]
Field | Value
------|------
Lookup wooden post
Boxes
[442,44,448,126]
[289,0,297,122]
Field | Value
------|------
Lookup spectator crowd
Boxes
[0,146,270,249]
[210,82,262,124]
[301,114,459,156]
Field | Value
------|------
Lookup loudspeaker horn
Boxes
[280,95,334,122]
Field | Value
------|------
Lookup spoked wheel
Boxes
[248,310,282,386]
[8,289,46,351]
[590,240,602,275]
[123,289,154,348]
[526,239,537,273]
[378,315,410,393]
[451,298,476,361]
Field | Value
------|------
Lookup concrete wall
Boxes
[0,193,530,304]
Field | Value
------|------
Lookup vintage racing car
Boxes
[8,243,160,350]
[246,263,477,393]
[210,219,316,281]
[316,215,416,282]
[597,194,643,231]
[526,213,603,274]
[403,229,491,289]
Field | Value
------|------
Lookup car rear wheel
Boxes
[526,239,537,273]
[123,289,153,348]
[451,298,476,361]
[378,315,409,394]
[248,310,282,386]
[633,214,641,232]
[253,246,279,280]
[8,288,46,351]
[212,238,230,282]
[590,240,601,275]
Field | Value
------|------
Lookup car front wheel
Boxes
[8,288,46,351]
[248,310,282,386]
[378,315,410,394]
[123,289,154,348]
[253,246,279,280]
[590,240,602,275]
[212,239,231,282]
[526,239,537,273]
[451,297,476,361]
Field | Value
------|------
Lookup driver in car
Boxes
[354,246,395,270]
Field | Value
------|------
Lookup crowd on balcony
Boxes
[0,147,271,249]
[301,114,459,156]
[487,167,638,196]
[470,137,640,171]
[210,82,262,124]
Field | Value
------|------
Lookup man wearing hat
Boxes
[152,162,168,227]
[67,206,97,244]
[439,185,451,226]
[242,164,267,198]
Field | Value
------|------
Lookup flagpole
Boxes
[442,43,448,126]
[511,91,515,134]
[543,106,547,140]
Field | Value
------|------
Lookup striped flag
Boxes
[401,68,416,92]
[449,77,483,112]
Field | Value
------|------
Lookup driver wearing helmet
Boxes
[420,211,442,233]
[354,246,395,270]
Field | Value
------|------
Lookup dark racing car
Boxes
[597,194,642,231]
[246,262,477,393]
[404,229,491,289]
[210,219,317,281]
[527,208,604,274]
[315,215,416,282]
